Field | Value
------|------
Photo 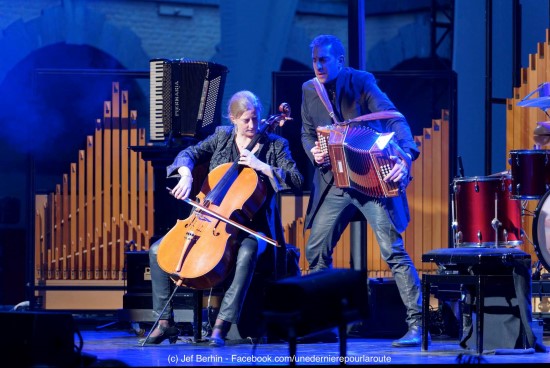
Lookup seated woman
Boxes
[141,90,303,346]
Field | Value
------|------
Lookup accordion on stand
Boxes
[316,124,408,198]
[149,58,228,144]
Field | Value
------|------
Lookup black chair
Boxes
[262,269,368,364]
[422,247,535,354]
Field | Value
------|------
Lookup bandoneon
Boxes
[149,58,228,142]
[316,124,402,198]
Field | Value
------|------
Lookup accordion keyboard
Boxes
[316,129,332,168]
[149,59,165,142]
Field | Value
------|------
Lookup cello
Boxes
[156,103,292,291]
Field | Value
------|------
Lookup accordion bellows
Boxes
[316,124,401,198]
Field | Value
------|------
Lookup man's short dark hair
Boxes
[310,34,345,59]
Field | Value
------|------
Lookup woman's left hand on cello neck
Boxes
[238,148,273,178]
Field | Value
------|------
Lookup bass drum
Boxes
[533,189,550,272]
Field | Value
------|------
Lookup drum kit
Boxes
[451,82,550,272]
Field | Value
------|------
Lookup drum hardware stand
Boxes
[522,228,535,248]
[520,200,535,218]
[457,156,465,178]
[491,193,502,248]
[451,192,459,247]
[454,232,462,247]
[533,260,543,280]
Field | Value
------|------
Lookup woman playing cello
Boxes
[142,90,303,346]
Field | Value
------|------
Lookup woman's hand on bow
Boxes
[171,167,193,200]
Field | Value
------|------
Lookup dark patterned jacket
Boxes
[166,125,303,247]
[301,67,420,233]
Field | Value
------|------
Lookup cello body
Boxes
[157,162,267,290]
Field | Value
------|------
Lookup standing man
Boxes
[300,34,424,347]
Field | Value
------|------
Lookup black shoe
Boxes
[209,336,225,347]
[208,320,230,347]
[535,341,548,353]
[139,325,180,345]
[392,326,429,347]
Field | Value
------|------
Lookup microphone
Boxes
[457,156,465,177]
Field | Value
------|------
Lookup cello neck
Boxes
[205,122,270,204]
[204,110,287,205]
[204,161,241,205]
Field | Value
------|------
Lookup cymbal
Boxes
[517,96,550,108]
[518,83,550,108]
[488,171,510,177]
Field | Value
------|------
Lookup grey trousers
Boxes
[305,189,422,327]
[149,235,258,324]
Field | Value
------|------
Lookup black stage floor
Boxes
[75,322,550,367]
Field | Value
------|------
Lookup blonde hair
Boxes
[227,90,263,120]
